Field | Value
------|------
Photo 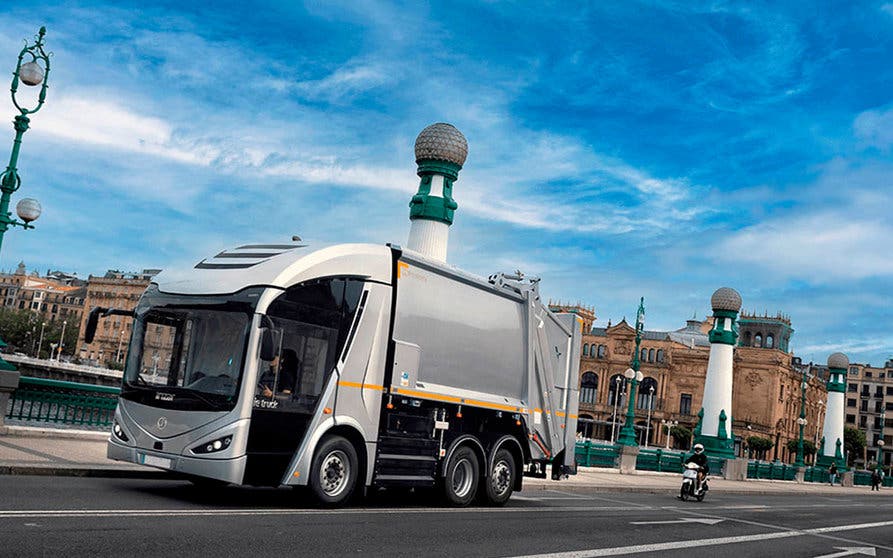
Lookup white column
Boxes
[821,390,845,459]
[700,343,734,437]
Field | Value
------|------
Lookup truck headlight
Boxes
[191,435,233,454]
[112,420,129,442]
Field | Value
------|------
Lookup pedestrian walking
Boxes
[871,468,882,491]
[829,463,838,485]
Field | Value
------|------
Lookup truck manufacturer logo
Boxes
[156,417,168,430]
[155,392,175,402]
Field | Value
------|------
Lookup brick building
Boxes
[556,303,828,463]
[75,269,160,367]
[844,359,893,469]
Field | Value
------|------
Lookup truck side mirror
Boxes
[259,328,277,361]
[84,307,107,344]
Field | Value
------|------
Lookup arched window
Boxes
[656,349,665,363]
[637,377,658,410]
[583,344,589,358]
[765,335,774,349]
[597,345,606,358]
[754,333,762,348]
[648,348,655,363]
[743,331,752,346]
[580,372,598,404]
[608,374,625,406]
[641,348,647,362]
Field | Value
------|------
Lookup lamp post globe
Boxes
[18,61,44,86]
[16,197,41,223]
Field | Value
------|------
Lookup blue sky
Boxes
[0,2,891,366]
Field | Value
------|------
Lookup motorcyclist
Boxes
[684,444,710,487]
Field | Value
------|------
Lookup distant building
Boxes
[75,269,160,367]
[559,304,827,463]
[0,261,87,325]
[843,359,893,469]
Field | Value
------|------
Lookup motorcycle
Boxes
[679,462,708,501]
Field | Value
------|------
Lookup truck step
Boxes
[378,453,437,462]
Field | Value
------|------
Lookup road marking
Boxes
[0,506,651,519]
[813,547,876,558]
[630,517,723,525]
[507,520,893,558]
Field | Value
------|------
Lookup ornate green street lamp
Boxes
[617,297,645,447]
[0,27,50,372]
[795,370,808,467]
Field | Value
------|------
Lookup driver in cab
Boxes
[257,349,299,399]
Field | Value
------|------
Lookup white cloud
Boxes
[716,213,893,281]
[854,105,893,150]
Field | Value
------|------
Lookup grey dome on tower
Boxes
[414,123,468,167]
[827,352,849,370]
[710,287,742,312]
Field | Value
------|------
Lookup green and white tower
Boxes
[693,287,742,459]
[407,123,468,262]
[817,352,848,469]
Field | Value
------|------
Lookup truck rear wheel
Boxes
[309,435,358,507]
[443,446,479,507]
[482,448,515,506]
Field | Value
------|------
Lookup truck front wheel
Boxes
[309,435,358,507]
[482,448,516,506]
[443,446,479,507]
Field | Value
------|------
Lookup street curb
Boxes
[0,465,180,479]
[2,425,109,441]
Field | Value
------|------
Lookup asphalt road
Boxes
[2,475,893,557]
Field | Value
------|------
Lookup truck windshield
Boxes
[121,286,261,412]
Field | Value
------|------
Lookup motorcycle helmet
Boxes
[693,444,704,454]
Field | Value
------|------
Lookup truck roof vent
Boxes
[194,244,306,270]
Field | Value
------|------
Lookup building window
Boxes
[876,401,884,413]
[847,398,856,407]
[579,372,598,404]
[861,400,868,412]
[597,345,606,358]
[583,344,589,358]
[765,335,774,349]
[656,349,664,363]
[648,348,654,363]
[641,348,647,362]
[743,331,752,346]
[679,393,692,415]
[608,374,624,406]
[848,383,857,392]
[860,416,868,428]
[866,371,873,378]
[846,414,856,423]
[779,384,784,402]
[754,333,762,348]
[637,377,657,410]
[887,386,893,396]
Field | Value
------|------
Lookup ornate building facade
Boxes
[555,303,828,463]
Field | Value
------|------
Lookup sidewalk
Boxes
[0,426,887,495]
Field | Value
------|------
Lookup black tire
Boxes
[309,435,359,507]
[443,445,480,507]
[482,448,516,507]
[696,492,705,502]
[679,483,689,501]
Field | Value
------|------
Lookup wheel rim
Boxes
[491,459,512,497]
[320,449,350,497]
[451,457,474,498]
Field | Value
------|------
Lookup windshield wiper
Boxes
[182,389,227,411]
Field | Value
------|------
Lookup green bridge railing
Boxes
[747,460,797,481]
[5,376,120,428]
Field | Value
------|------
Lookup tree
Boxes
[747,436,774,460]
[669,425,692,449]
[844,426,866,467]
[0,308,80,359]
[785,439,816,461]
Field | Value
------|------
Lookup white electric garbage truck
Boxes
[94,242,581,506]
